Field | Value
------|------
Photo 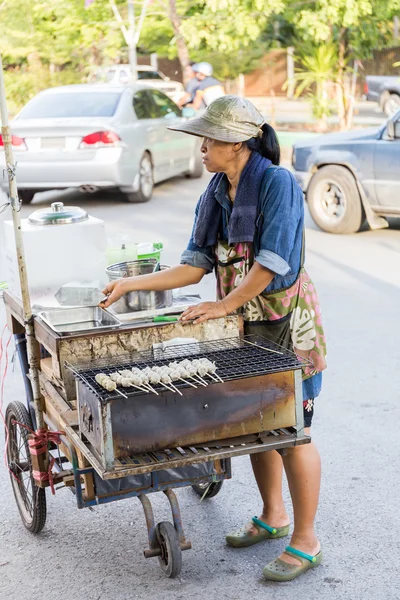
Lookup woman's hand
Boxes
[100,278,133,308]
[180,300,228,324]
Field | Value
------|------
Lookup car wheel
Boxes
[123,152,154,203]
[18,190,36,204]
[185,140,204,179]
[306,165,363,234]
[383,93,400,117]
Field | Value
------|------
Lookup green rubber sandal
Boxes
[226,517,290,548]
[263,545,323,582]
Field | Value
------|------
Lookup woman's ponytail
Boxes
[246,123,280,165]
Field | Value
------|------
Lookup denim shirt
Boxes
[181,166,304,293]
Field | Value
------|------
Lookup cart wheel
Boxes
[156,521,182,578]
[5,401,47,534]
[192,481,223,499]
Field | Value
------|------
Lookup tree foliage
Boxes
[1,0,400,120]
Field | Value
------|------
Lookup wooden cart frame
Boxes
[4,291,309,577]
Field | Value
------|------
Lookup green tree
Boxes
[0,0,127,111]
[139,0,285,79]
[289,44,338,131]
[288,0,400,129]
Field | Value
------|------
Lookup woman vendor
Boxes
[102,96,327,582]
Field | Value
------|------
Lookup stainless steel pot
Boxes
[106,259,173,314]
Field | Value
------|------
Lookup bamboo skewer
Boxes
[159,382,176,393]
[205,372,220,383]
[130,383,150,394]
[143,383,159,396]
[179,377,197,388]
[169,382,183,396]
[243,339,283,355]
[190,375,207,387]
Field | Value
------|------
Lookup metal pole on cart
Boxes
[0,52,44,430]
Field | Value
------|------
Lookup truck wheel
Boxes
[306,165,363,234]
[383,93,400,117]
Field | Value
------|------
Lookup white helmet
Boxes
[193,62,213,77]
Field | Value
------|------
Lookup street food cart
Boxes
[0,54,309,578]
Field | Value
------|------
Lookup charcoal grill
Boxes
[70,335,308,469]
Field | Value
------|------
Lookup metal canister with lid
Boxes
[4,201,106,303]
[27,201,89,225]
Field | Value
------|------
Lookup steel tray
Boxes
[38,306,121,335]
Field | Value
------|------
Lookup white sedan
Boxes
[0,84,203,204]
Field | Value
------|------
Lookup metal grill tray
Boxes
[39,306,121,335]
[69,335,308,404]
[66,423,310,479]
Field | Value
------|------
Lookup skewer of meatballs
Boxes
[94,358,223,396]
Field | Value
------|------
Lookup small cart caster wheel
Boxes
[5,401,47,533]
[156,521,182,578]
[192,481,223,499]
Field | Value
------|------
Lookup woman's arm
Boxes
[101,264,207,309]
[222,261,274,313]
[177,91,192,107]
[180,262,274,323]
[191,89,205,110]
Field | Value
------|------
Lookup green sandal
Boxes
[263,546,323,581]
[226,516,290,548]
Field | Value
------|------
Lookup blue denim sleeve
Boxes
[180,196,216,273]
[255,168,304,277]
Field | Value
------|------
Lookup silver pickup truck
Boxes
[366,75,400,116]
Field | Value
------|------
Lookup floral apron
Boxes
[215,239,327,380]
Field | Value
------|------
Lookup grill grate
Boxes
[111,428,298,471]
[68,335,308,403]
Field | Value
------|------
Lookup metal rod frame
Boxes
[0,53,44,430]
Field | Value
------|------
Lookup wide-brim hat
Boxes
[168,95,265,143]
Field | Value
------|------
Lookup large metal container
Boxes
[106,259,173,314]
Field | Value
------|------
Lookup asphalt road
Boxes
[1,175,400,600]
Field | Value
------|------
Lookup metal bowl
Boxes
[106,260,173,314]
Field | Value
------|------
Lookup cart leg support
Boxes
[138,491,191,559]
[164,489,192,551]
[138,494,159,558]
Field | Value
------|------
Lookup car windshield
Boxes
[16,91,122,119]
[138,71,163,80]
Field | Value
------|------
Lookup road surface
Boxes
[1,175,399,600]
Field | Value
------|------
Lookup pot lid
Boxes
[28,202,88,225]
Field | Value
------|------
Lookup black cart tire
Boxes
[123,152,154,203]
[192,480,224,499]
[17,190,36,204]
[306,165,363,234]
[156,521,182,578]
[5,401,47,534]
